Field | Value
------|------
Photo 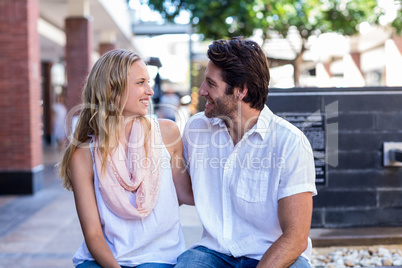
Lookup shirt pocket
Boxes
[236,169,269,202]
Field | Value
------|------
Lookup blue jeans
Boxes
[174,246,311,268]
[76,261,174,268]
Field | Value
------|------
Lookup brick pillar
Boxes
[99,30,117,55]
[0,0,43,194]
[392,35,402,54]
[42,62,53,145]
[344,52,365,87]
[350,52,361,72]
[99,43,117,55]
[65,17,92,111]
[323,62,332,78]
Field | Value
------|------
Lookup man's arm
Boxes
[257,192,313,268]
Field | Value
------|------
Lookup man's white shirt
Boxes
[182,105,317,262]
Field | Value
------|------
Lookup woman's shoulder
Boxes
[157,118,177,128]
[157,118,181,147]
[71,142,92,166]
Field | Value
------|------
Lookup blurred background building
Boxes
[0,0,137,194]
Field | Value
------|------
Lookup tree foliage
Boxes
[142,0,391,39]
[142,0,401,85]
[392,6,402,35]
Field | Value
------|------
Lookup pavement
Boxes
[0,145,401,267]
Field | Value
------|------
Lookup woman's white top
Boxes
[72,123,186,267]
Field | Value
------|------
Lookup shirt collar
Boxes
[208,116,226,128]
[207,105,273,141]
[248,105,272,141]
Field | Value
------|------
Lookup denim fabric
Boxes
[76,261,102,268]
[76,261,174,268]
[137,264,174,268]
[175,246,311,268]
[289,256,311,268]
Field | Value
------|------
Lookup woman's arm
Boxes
[158,119,194,205]
[70,146,121,268]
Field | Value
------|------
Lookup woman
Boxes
[57,49,193,267]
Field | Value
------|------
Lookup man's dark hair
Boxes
[207,36,270,111]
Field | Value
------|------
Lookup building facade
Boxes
[0,0,135,194]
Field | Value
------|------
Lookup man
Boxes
[177,37,317,268]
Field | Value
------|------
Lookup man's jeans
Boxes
[175,246,311,268]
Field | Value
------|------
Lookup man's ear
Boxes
[237,87,248,100]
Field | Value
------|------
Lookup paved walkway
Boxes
[1,145,401,267]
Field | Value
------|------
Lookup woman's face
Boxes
[122,60,154,118]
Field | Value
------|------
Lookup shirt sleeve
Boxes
[182,120,190,171]
[277,132,317,200]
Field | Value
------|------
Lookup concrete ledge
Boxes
[310,227,402,247]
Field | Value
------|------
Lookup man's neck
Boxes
[223,103,261,146]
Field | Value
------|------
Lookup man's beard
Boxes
[204,93,238,122]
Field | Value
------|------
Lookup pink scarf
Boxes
[93,117,162,219]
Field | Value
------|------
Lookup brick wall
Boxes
[65,17,92,111]
[99,43,117,56]
[268,87,402,228]
[0,0,43,194]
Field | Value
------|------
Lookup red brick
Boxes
[99,43,117,55]
[0,0,42,171]
[65,17,92,111]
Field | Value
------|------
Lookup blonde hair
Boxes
[57,49,150,190]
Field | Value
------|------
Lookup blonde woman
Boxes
[57,49,193,268]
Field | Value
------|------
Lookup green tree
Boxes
[392,6,402,35]
[141,0,401,86]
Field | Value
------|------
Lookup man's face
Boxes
[199,61,237,119]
